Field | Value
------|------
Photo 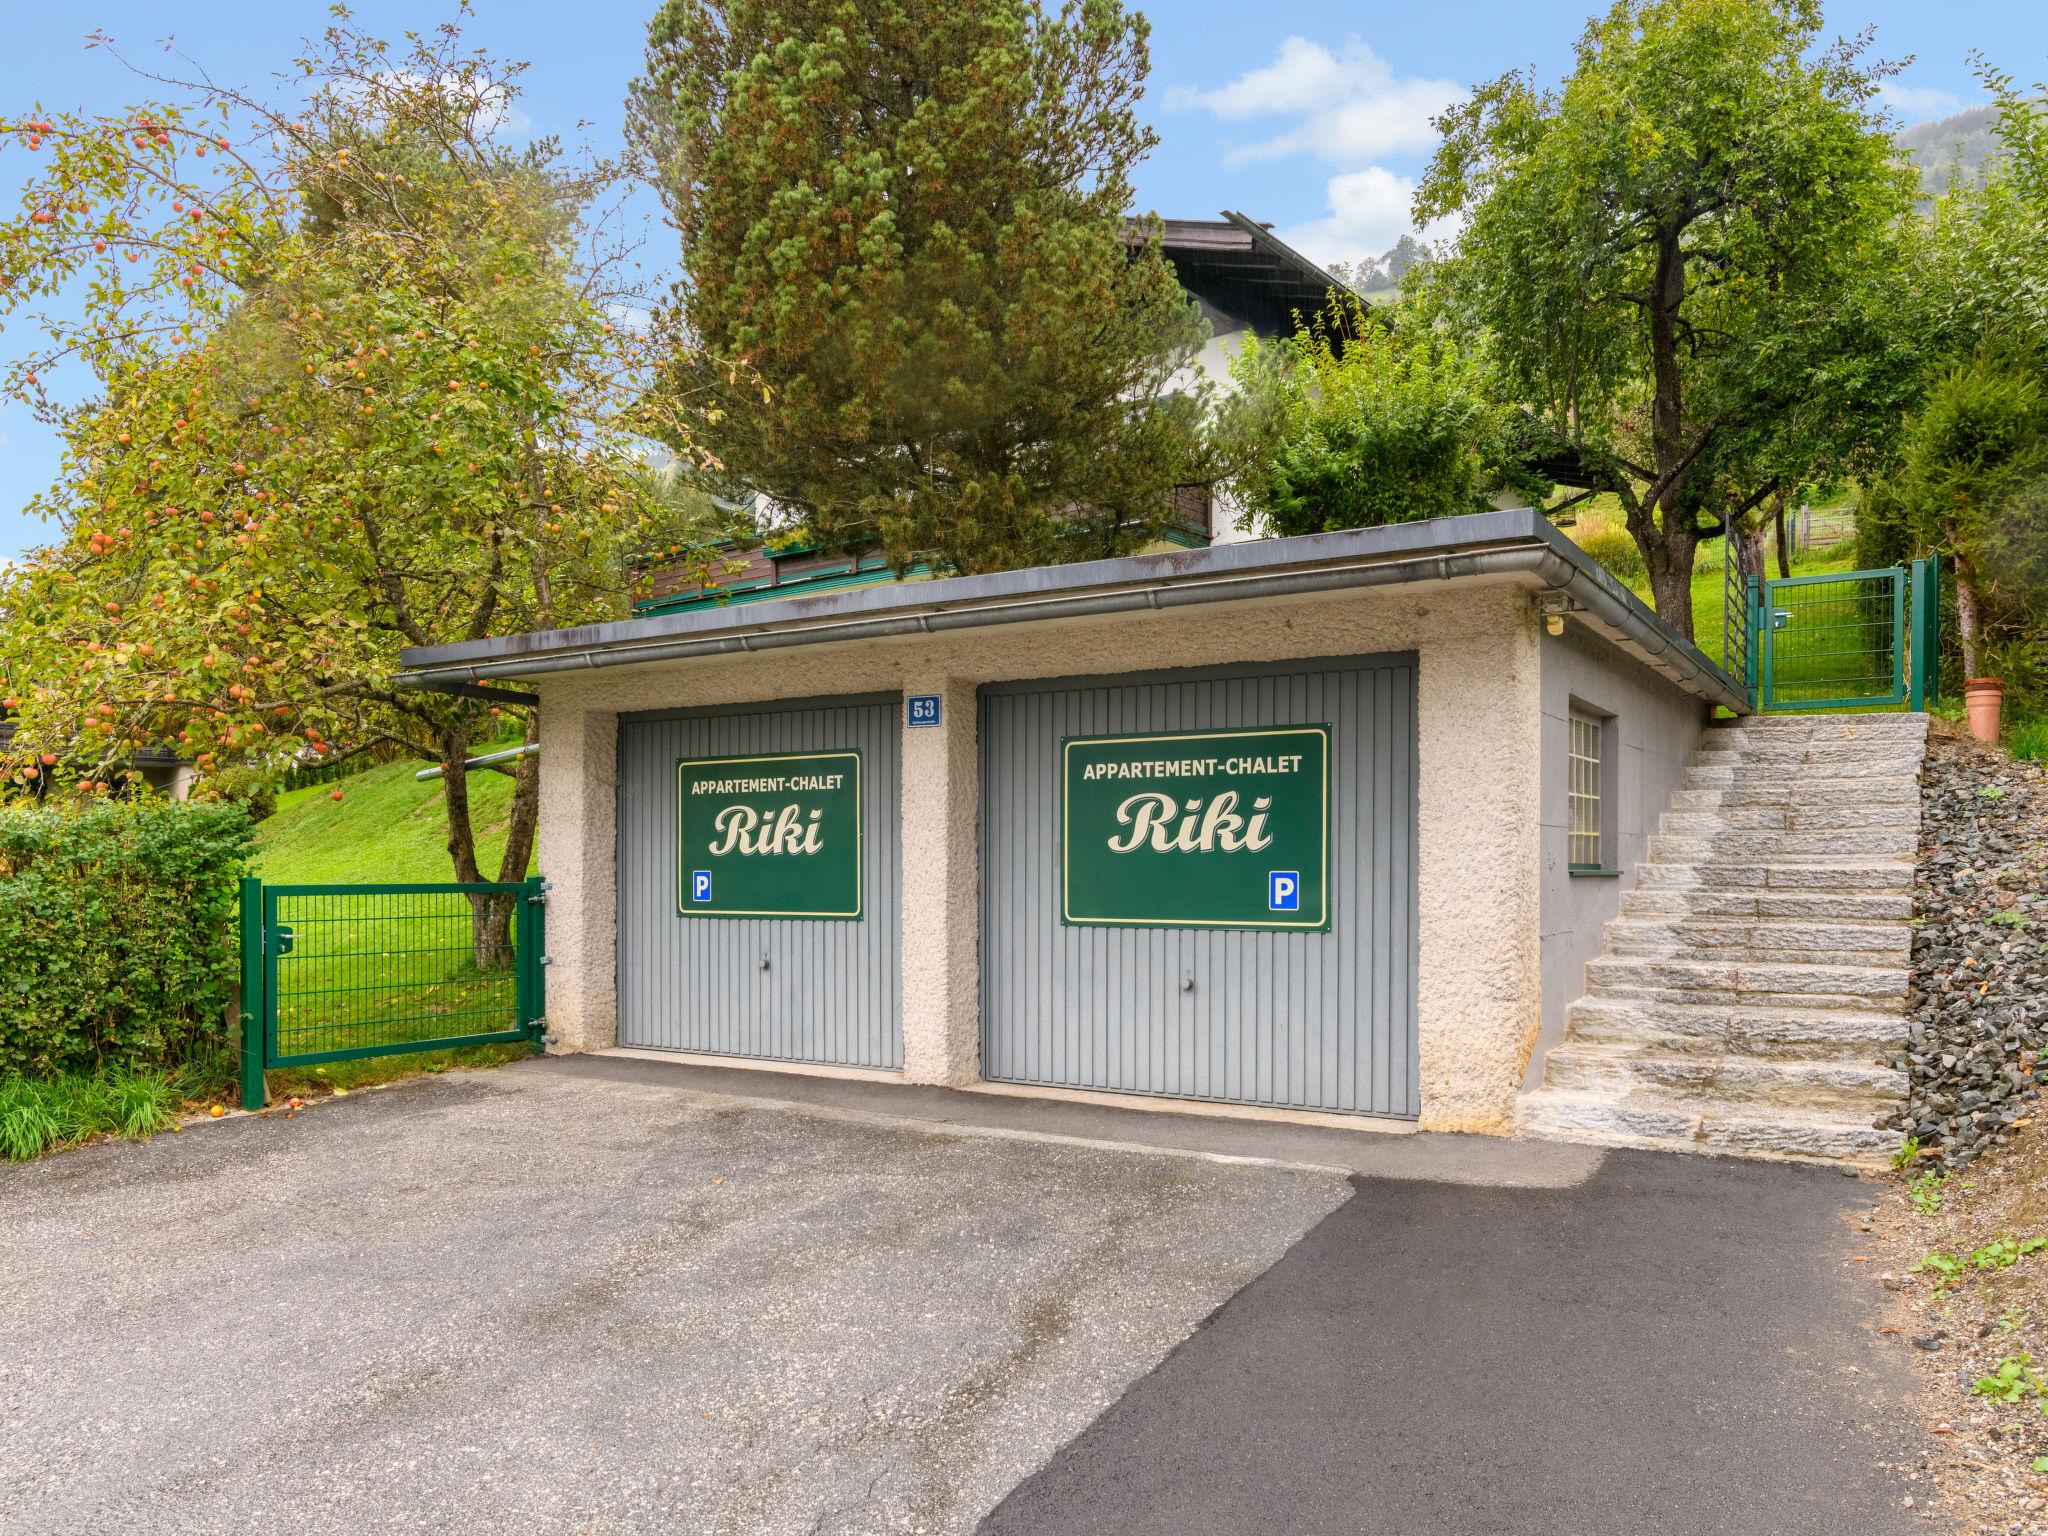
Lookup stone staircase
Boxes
[1519,712,1928,1162]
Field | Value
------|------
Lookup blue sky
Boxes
[3,0,2044,562]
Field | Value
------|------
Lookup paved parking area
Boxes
[0,1057,1920,1534]
[0,1060,1347,1534]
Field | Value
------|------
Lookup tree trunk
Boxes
[1644,546,1698,639]
[465,714,544,972]
[1772,498,1792,579]
[1635,491,1700,641]
[438,720,514,973]
[1632,228,1702,640]
[1955,560,1983,681]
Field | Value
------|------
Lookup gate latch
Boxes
[272,923,295,958]
[1772,610,1792,629]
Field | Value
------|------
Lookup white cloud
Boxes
[1880,82,1964,124]
[1276,167,1460,269]
[1168,37,1464,168]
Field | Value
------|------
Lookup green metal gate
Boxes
[238,877,546,1109]
[1740,555,1940,713]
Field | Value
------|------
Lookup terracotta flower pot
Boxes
[1965,677,2005,744]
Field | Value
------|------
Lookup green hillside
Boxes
[255,749,532,886]
[1897,103,2001,201]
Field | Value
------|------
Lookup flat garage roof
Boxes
[394,509,1748,714]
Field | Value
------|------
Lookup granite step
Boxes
[1518,1089,1898,1163]
[1600,916,1909,967]
[1630,860,1915,894]
[1617,887,1915,923]
[1563,994,1905,1058]
[1584,955,1909,1010]
[1540,1043,1906,1114]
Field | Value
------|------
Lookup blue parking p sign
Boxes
[907,694,942,728]
[1268,871,1300,912]
[691,870,713,903]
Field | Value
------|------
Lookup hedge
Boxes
[0,800,253,1080]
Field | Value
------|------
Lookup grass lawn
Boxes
[243,747,542,1112]
[257,742,529,884]
[1564,496,1879,680]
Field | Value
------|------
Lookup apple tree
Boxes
[0,17,729,959]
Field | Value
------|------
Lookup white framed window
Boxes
[1568,711,1604,870]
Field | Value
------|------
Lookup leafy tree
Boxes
[1920,59,2048,363]
[1861,353,2048,683]
[1228,292,1543,536]
[1866,73,2048,694]
[1413,0,1919,638]
[0,18,721,957]
[629,0,1223,576]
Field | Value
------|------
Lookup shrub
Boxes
[193,764,278,823]
[1576,522,1647,586]
[0,800,253,1079]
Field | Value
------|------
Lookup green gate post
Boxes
[1746,574,1764,711]
[238,876,266,1111]
[1919,551,1942,709]
[1908,558,1929,712]
[518,875,547,1053]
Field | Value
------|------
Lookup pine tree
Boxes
[630,0,1220,575]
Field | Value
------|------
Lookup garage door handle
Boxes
[760,951,771,972]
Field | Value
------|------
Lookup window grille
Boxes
[1568,713,1603,869]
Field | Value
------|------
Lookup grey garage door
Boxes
[980,655,1417,1117]
[617,696,902,1068]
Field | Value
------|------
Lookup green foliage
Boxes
[1227,293,1544,537]
[1909,1169,1951,1216]
[630,0,1228,575]
[0,1066,195,1161]
[1973,1235,2048,1271]
[1914,1249,1965,1298]
[194,764,278,823]
[1414,0,1918,636]
[1572,507,1649,586]
[1864,351,2048,692]
[0,800,252,1080]
[1893,1135,1924,1169]
[2010,718,2048,762]
[0,19,717,893]
[1974,1354,2048,1409]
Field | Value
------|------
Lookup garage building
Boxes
[396,510,1736,1133]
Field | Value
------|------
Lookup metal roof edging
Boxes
[395,539,1748,714]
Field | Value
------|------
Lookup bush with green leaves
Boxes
[192,765,279,824]
[1228,293,1543,537]
[0,800,253,1079]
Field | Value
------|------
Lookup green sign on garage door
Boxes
[1061,725,1330,931]
[676,750,863,918]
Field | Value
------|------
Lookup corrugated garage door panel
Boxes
[616,697,902,1069]
[980,657,1417,1117]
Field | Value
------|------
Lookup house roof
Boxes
[1140,212,1352,337]
[396,509,1746,713]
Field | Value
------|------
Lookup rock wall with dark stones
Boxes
[1893,731,2048,1167]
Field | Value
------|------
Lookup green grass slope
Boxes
[255,749,530,885]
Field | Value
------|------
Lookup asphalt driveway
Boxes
[0,1060,1346,1534]
[0,1057,1920,1534]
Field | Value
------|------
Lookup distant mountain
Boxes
[1896,103,2003,201]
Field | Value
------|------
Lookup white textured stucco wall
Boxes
[1525,618,1709,1086]
[532,576,1551,1130]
